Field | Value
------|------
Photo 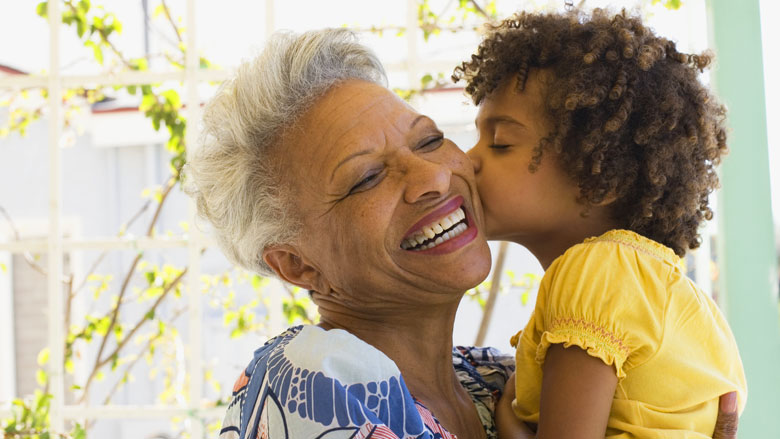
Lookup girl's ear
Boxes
[262,245,331,295]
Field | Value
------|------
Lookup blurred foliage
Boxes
[652,0,683,10]
[465,270,540,308]
[1,1,263,438]
[0,1,685,438]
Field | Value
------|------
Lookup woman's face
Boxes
[275,80,492,308]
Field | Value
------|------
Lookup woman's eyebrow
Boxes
[329,116,432,183]
[330,149,373,183]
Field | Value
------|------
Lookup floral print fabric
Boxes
[218,325,513,439]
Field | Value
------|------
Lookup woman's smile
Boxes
[400,196,478,254]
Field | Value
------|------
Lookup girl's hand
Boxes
[496,373,534,439]
[713,392,739,439]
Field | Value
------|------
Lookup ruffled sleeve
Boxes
[533,236,671,379]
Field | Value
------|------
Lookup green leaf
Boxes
[114,323,124,342]
[37,347,50,366]
[161,89,181,109]
[73,423,87,439]
[36,1,48,18]
[76,18,87,38]
[95,316,111,336]
[36,369,48,386]
[132,57,149,71]
[92,42,103,64]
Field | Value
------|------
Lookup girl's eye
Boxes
[349,172,381,195]
[490,144,510,150]
[416,135,444,152]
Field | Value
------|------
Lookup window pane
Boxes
[0,4,49,77]
[62,104,190,240]
[0,90,50,219]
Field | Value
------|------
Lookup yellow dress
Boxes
[511,229,747,438]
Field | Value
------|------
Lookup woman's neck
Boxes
[318,299,461,400]
[318,299,486,438]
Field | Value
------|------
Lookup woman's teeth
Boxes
[401,208,468,251]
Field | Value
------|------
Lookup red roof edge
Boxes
[0,64,28,75]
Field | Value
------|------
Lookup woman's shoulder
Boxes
[221,325,422,439]
[233,324,404,406]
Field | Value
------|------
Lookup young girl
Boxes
[455,9,747,438]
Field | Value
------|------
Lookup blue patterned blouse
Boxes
[218,325,513,439]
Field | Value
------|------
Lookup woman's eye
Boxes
[490,144,510,150]
[416,135,444,151]
[349,172,381,195]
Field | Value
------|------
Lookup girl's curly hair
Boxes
[453,9,728,256]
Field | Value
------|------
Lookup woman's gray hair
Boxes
[184,28,387,275]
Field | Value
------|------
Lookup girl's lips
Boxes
[403,196,465,240]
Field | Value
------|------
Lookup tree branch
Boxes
[160,0,183,45]
[100,307,187,406]
[468,0,489,18]
[77,177,177,403]
[77,266,186,403]
[63,0,134,69]
[71,197,152,296]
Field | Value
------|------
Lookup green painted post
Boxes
[707,0,780,436]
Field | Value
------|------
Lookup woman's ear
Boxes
[262,245,331,294]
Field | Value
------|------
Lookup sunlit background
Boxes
[1,1,778,438]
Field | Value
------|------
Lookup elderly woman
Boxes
[186,29,739,439]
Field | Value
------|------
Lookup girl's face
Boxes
[467,70,600,267]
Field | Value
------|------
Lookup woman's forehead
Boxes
[291,81,420,162]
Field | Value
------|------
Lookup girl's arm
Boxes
[496,373,534,439]
[537,344,618,439]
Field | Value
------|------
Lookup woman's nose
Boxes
[403,157,452,204]
[467,146,482,174]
